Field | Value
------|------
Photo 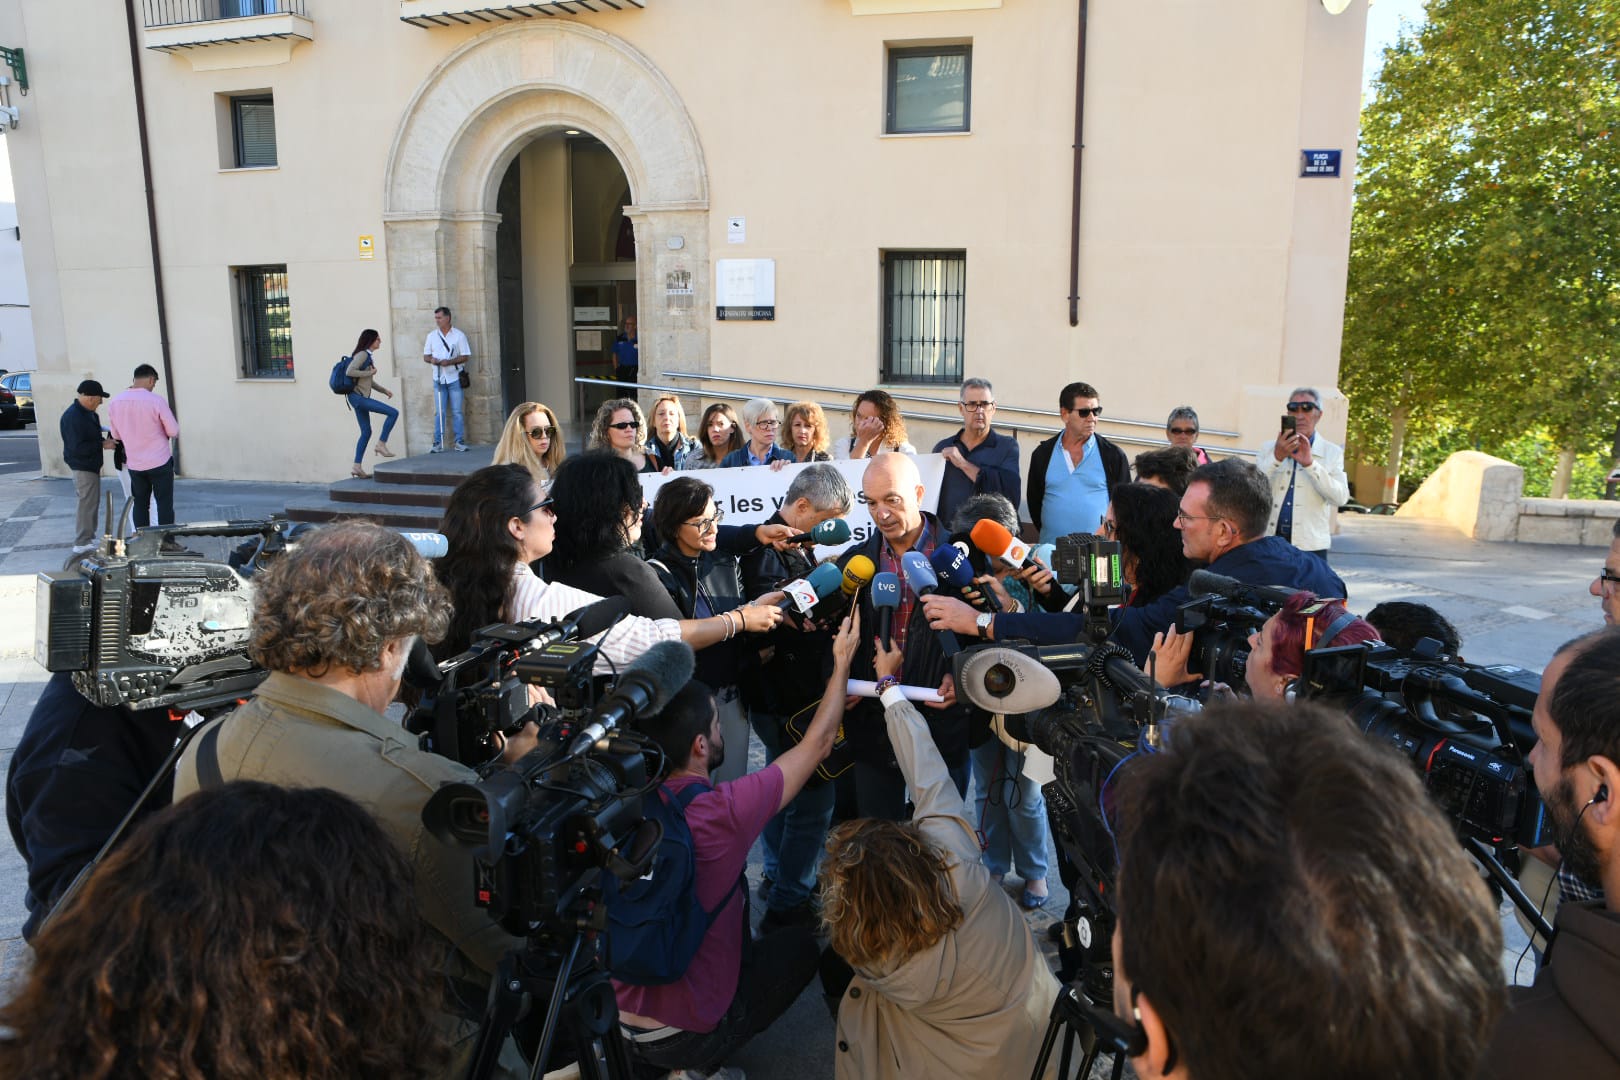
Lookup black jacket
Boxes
[836,515,970,769]
[1027,432,1132,534]
[646,539,754,689]
[739,512,827,714]
[60,401,106,473]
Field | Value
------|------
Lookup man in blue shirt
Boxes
[932,376,1020,527]
[1027,381,1130,544]
[612,314,639,384]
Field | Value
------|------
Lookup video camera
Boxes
[1047,532,1127,642]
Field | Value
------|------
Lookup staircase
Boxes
[283,447,495,530]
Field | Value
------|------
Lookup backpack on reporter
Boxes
[602,779,742,986]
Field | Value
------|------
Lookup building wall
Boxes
[3,0,1367,483]
[0,196,35,377]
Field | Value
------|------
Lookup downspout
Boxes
[1067,0,1089,327]
[121,0,180,471]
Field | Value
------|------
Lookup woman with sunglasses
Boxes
[434,463,782,665]
[645,394,700,473]
[645,476,766,782]
[1164,406,1210,465]
[493,401,564,485]
[720,397,796,468]
[588,397,659,473]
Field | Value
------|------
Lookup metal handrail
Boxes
[654,369,1243,440]
[573,376,1253,458]
[143,0,307,30]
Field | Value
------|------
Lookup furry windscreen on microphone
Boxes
[616,639,697,715]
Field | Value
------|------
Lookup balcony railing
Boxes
[400,0,644,29]
[143,0,308,29]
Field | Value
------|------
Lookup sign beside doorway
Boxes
[573,306,611,323]
[715,258,775,321]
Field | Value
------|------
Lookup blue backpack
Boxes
[329,355,362,395]
[603,780,743,986]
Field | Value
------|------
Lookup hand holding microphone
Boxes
[968,519,1029,569]
[786,518,851,546]
[930,544,1001,613]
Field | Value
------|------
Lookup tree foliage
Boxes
[1342,0,1620,492]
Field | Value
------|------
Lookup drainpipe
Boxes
[1067,0,1089,327]
[121,0,180,471]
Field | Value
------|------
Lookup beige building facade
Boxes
[3,0,1368,486]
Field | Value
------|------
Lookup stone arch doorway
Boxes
[383,21,709,449]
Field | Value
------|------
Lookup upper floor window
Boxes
[231,93,277,168]
[235,265,293,379]
[886,45,971,134]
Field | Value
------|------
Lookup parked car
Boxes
[0,386,20,429]
[0,371,32,425]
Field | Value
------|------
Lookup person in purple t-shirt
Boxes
[616,613,860,1078]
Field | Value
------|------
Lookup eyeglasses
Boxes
[683,507,726,534]
[961,400,995,411]
[1175,508,1222,526]
[607,421,640,431]
[1599,568,1620,587]
[1068,407,1104,419]
[526,425,553,441]
[1285,402,1319,413]
[753,419,781,428]
[1168,427,1198,436]
[521,498,554,519]
[1100,515,1117,538]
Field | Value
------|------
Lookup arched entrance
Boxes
[383,22,709,448]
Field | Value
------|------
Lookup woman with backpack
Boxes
[343,329,397,478]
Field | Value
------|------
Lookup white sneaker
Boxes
[453,441,469,452]
[429,444,445,454]
[70,542,97,554]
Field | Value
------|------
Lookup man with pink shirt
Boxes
[616,614,859,1080]
[106,364,179,528]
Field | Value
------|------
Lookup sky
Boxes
[1363,0,1430,93]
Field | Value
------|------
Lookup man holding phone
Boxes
[1256,387,1349,563]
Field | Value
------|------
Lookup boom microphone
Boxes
[968,519,1029,569]
[872,572,901,649]
[787,518,852,546]
[566,640,696,757]
[1187,570,1301,608]
[900,551,960,657]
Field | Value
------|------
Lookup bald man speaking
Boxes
[835,453,969,819]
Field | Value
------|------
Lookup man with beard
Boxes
[1484,626,1620,1075]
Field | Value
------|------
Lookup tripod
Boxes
[464,929,637,1080]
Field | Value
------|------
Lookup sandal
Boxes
[351,465,370,479]
[1020,887,1049,910]
[374,442,395,459]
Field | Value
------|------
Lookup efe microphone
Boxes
[931,543,1001,614]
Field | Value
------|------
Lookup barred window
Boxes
[886,45,971,134]
[882,251,965,385]
[231,94,277,168]
[236,265,293,379]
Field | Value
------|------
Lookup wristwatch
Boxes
[975,613,994,639]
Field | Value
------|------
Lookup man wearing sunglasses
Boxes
[1256,387,1349,563]
[1592,520,1620,626]
[1029,381,1131,544]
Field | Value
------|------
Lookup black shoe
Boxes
[758,901,818,936]
[756,876,773,903]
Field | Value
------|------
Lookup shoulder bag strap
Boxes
[193,718,227,790]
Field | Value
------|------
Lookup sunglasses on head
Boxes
[1286,402,1319,413]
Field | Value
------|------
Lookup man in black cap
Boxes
[60,379,115,553]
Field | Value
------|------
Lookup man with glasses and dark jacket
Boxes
[1256,387,1349,563]
[1029,381,1131,544]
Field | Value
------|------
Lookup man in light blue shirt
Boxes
[1027,381,1131,543]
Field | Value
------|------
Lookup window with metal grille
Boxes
[886,45,971,134]
[882,251,965,385]
[231,94,277,168]
[236,265,293,379]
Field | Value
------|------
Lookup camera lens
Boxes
[984,662,1017,698]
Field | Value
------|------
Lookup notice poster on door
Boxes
[715,258,775,321]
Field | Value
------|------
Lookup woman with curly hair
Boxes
[435,462,782,662]
[646,393,701,472]
[684,402,744,470]
[588,396,659,473]
[0,780,448,1080]
[784,400,833,463]
[819,638,1059,1080]
[493,400,564,485]
[833,389,915,460]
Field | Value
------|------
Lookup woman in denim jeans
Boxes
[344,329,397,478]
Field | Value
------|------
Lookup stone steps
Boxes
[284,446,495,530]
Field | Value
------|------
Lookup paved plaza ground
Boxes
[0,426,1607,1077]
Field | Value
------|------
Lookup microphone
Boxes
[812,553,874,626]
[544,595,633,646]
[397,530,450,558]
[566,640,696,757]
[1187,570,1301,608]
[872,572,901,649]
[969,520,1029,569]
[900,551,960,657]
[777,562,844,614]
[786,518,852,546]
[842,553,875,596]
[931,543,1001,613]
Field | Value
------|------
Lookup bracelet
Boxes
[721,611,736,641]
[874,675,901,695]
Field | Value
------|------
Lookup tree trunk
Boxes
[1383,406,1409,504]
[1551,447,1576,499]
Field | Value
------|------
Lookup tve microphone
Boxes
[567,640,695,757]
[787,518,852,546]
[900,551,960,657]
[931,543,1001,613]
[777,561,844,614]
[969,519,1029,569]
[872,572,901,649]
[396,530,450,558]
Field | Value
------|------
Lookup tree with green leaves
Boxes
[1342,0,1620,500]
